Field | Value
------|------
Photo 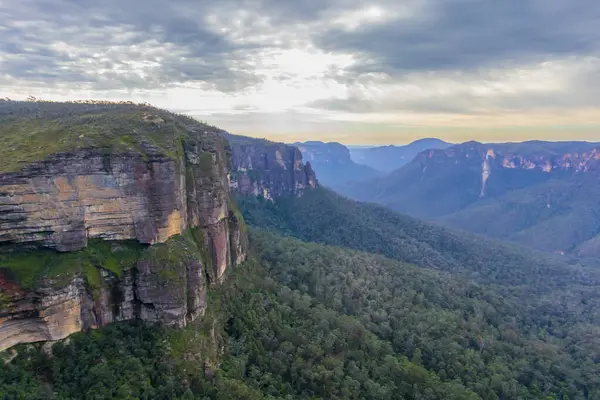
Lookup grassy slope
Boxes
[0,240,145,290]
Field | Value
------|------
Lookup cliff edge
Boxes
[0,101,319,352]
[0,101,249,351]
[227,134,318,199]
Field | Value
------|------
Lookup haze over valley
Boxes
[2,1,600,399]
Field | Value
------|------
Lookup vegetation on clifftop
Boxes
[0,100,227,172]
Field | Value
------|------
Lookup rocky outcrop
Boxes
[0,137,230,252]
[0,234,216,351]
[0,103,320,352]
[416,141,600,198]
[134,247,206,328]
[421,141,600,176]
[0,275,89,352]
[0,105,248,352]
[227,134,318,199]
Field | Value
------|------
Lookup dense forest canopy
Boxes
[4,227,600,399]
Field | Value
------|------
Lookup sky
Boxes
[1,0,599,145]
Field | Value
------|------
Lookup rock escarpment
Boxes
[408,141,600,255]
[0,276,88,352]
[0,143,229,253]
[293,141,381,191]
[418,141,600,197]
[0,102,248,352]
[227,134,318,199]
[0,227,241,352]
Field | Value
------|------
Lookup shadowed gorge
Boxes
[294,141,381,190]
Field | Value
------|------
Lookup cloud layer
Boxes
[1,0,599,143]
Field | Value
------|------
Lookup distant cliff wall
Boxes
[227,134,318,200]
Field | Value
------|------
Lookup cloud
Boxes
[0,0,267,92]
[1,0,599,142]
[316,0,600,74]
[309,57,600,115]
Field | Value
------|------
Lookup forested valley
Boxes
[4,221,600,399]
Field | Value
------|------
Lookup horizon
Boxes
[2,0,600,144]
[294,137,600,148]
[3,96,599,146]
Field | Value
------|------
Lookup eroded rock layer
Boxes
[0,276,87,351]
[227,134,318,200]
[0,131,247,351]
[0,104,319,352]
[0,140,228,252]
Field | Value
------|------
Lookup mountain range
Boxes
[339,139,600,257]
[348,138,452,172]
[294,141,381,190]
[2,100,600,399]
[294,138,451,190]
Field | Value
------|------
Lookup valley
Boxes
[1,101,600,400]
[305,139,600,258]
[2,1,598,398]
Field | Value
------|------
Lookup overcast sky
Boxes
[1,0,599,144]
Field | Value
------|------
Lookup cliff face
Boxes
[0,102,323,353]
[227,134,318,199]
[293,141,381,191]
[417,141,600,197]
[0,142,227,252]
[295,141,353,165]
[0,227,242,352]
[0,103,248,352]
[356,140,600,256]
[0,276,88,352]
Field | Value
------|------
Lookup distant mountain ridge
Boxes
[294,140,381,190]
[340,139,600,256]
[350,138,452,172]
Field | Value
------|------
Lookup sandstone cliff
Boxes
[227,134,318,199]
[416,141,600,197]
[0,102,248,352]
